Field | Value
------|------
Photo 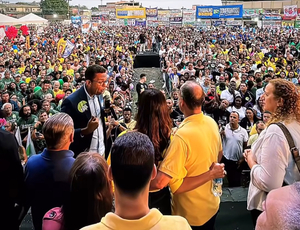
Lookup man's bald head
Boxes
[180,81,205,110]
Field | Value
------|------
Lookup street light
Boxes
[53,14,58,18]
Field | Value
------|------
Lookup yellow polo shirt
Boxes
[159,113,222,226]
[80,208,191,230]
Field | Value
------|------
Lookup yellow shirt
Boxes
[56,65,63,71]
[18,66,26,74]
[53,89,64,97]
[159,113,222,226]
[249,124,257,136]
[66,69,74,76]
[247,133,259,146]
[118,119,137,131]
[80,208,191,230]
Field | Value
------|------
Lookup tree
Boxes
[80,5,88,10]
[91,7,98,12]
[40,0,68,16]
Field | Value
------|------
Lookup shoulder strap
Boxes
[273,123,300,174]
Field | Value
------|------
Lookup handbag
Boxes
[42,207,64,230]
[273,123,300,174]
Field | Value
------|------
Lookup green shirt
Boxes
[33,123,46,153]
[1,78,13,86]
[6,111,19,123]
[34,89,54,100]
[48,109,58,117]
[17,115,38,132]
[0,82,5,91]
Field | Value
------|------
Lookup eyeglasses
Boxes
[92,80,108,86]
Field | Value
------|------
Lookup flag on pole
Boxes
[15,126,22,146]
[26,35,30,50]
[85,54,90,67]
[26,127,36,157]
[62,39,75,58]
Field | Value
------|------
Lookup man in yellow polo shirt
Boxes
[150,81,225,229]
[81,132,191,230]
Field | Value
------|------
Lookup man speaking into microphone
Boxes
[61,65,107,158]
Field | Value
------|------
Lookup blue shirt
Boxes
[25,149,75,230]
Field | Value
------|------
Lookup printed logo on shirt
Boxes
[77,100,88,113]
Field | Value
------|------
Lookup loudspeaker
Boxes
[134,52,160,68]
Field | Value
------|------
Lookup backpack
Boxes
[42,207,64,230]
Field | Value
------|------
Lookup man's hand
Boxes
[81,116,99,135]
[209,163,225,179]
[34,121,41,128]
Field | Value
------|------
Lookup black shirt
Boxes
[136,82,148,99]
[213,108,230,127]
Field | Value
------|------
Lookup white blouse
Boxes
[247,120,300,211]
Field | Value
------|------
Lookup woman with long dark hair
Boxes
[240,107,259,134]
[43,152,113,230]
[135,89,173,214]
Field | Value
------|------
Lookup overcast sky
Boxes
[8,0,222,9]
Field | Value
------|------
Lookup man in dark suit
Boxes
[61,65,107,158]
[0,112,24,230]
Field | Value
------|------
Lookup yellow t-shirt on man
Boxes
[159,113,222,226]
[81,208,191,230]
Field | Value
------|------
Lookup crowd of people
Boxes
[1,23,300,230]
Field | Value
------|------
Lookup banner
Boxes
[109,20,117,26]
[57,38,66,56]
[37,27,44,35]
[109,11,116,19]
[295,21,300,28]
[212,20,226,27]
[219,5,243,18]
[116,8,146,19]
[127,19,135,26]
[147,20,158,27]
[283,5,297,20]
[243,9,263,17]
[169,17,183,24]
[158,10,170,21]
[196,5,243,19]
[71,16,82,25]
[92,22,98,31]
[282,20,295,27]
[263,15,282,20]
[195,20,211,27]
[262,20,282,28]
[226,20,243,26]
[135,20,146,27]
[146,8,158,17]
[62,40,75,58]
[183,9,195,22]
[196,6,215,19]
[81,22,91,33]
[170,9,182,17]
